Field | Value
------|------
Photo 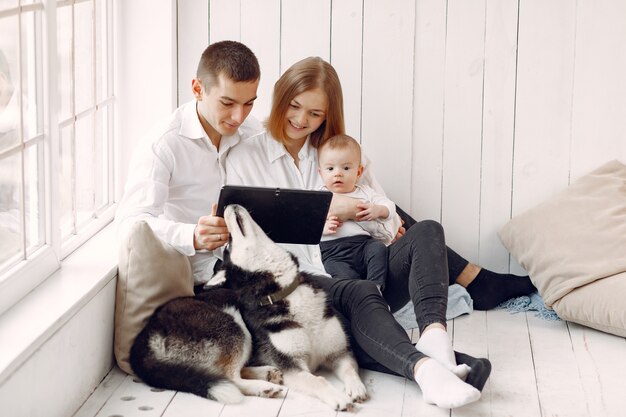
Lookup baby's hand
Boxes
[323,215,342,235]
[356,203,388,221]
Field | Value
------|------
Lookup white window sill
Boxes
[0,223,118,383]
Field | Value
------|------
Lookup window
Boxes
[0,0,115,314]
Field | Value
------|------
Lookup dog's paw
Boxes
[322,391,355,412]
[333,395,356,412]
[258,382,285,399]
[266,367,283,384]
[344,380,369,403]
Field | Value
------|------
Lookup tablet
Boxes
[216,185,333,244]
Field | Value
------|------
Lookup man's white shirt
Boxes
[116,100,262,283]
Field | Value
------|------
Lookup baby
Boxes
[317,134,396,291]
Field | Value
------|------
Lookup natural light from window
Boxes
[0,0,115,314]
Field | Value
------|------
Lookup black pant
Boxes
[312,217,470,380]
[308,275,423,379]
[396,205,469,284]
[320,235,388,289]
[312,208,473,379]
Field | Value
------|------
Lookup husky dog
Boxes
[130,204,368,410]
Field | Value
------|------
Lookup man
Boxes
[116,40,262,284]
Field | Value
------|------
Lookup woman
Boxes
[225,57,530,408]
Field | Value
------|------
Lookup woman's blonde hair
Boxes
[266,57,345,148]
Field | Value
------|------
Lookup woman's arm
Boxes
[328,193,362,221]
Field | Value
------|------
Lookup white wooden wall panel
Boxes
[570,0,626,180]
[177,0,626,271]
[361,0,415,210]
[240,0,281,121]
[440,0,486,263]
[208,0,241,43]
[511,0,577,273]
[412,0,447,224]
[513,0,576,214]
[177,0,208,105]
[330,0,363,141]
[478,0,518,271]
[280,0,331,72]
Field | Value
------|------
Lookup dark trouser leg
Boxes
[395,206,535,310]
[362,239,388,289]
[383,220,449,333]
[320,236,369,280]
[395,206,469,285]
[308,274,492,390]
[308,275,425,380]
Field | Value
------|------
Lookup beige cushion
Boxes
[498,160,626,336]
[114,221,194,375]
[552,272,626,337]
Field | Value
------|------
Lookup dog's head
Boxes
[215,204,299,292]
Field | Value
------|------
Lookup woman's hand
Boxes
[328,194,361,221]
[193,203,229,250]
[391,219,406,243]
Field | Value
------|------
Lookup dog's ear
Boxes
[288,252,299,268]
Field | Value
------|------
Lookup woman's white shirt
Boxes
[224,131,401,275]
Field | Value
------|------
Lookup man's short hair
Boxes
[196,41,260,89]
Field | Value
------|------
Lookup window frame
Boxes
[0,0,116,315]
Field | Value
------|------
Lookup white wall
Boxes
[115,0,177,200]
[178,0,626,273]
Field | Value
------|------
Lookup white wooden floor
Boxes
[73,309,626,417]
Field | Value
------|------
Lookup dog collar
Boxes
[260,277,301,306]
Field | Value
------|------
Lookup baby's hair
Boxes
[318,134,362,162]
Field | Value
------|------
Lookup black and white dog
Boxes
[130,204,368,410]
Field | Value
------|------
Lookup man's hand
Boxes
[193,203,229,250]
[355,203,389,221]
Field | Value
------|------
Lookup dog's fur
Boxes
[130,204,368,410]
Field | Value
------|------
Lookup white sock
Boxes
[414,359,480,409]
[416,327,470,379]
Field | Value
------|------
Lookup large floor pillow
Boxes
[114,221,194,375]
[498,160,626,337]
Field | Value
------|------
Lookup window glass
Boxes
[74,1,94,114]
[21,10,43,139]
[0,152,22,268]
[59,124,74,240]
[57,5,73,122]
[94,105,109,211]
[0,15,20,152]
[75,113,95,229]
[94,0,109,102]
[23,142,44,255]
[0,0,115,313]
